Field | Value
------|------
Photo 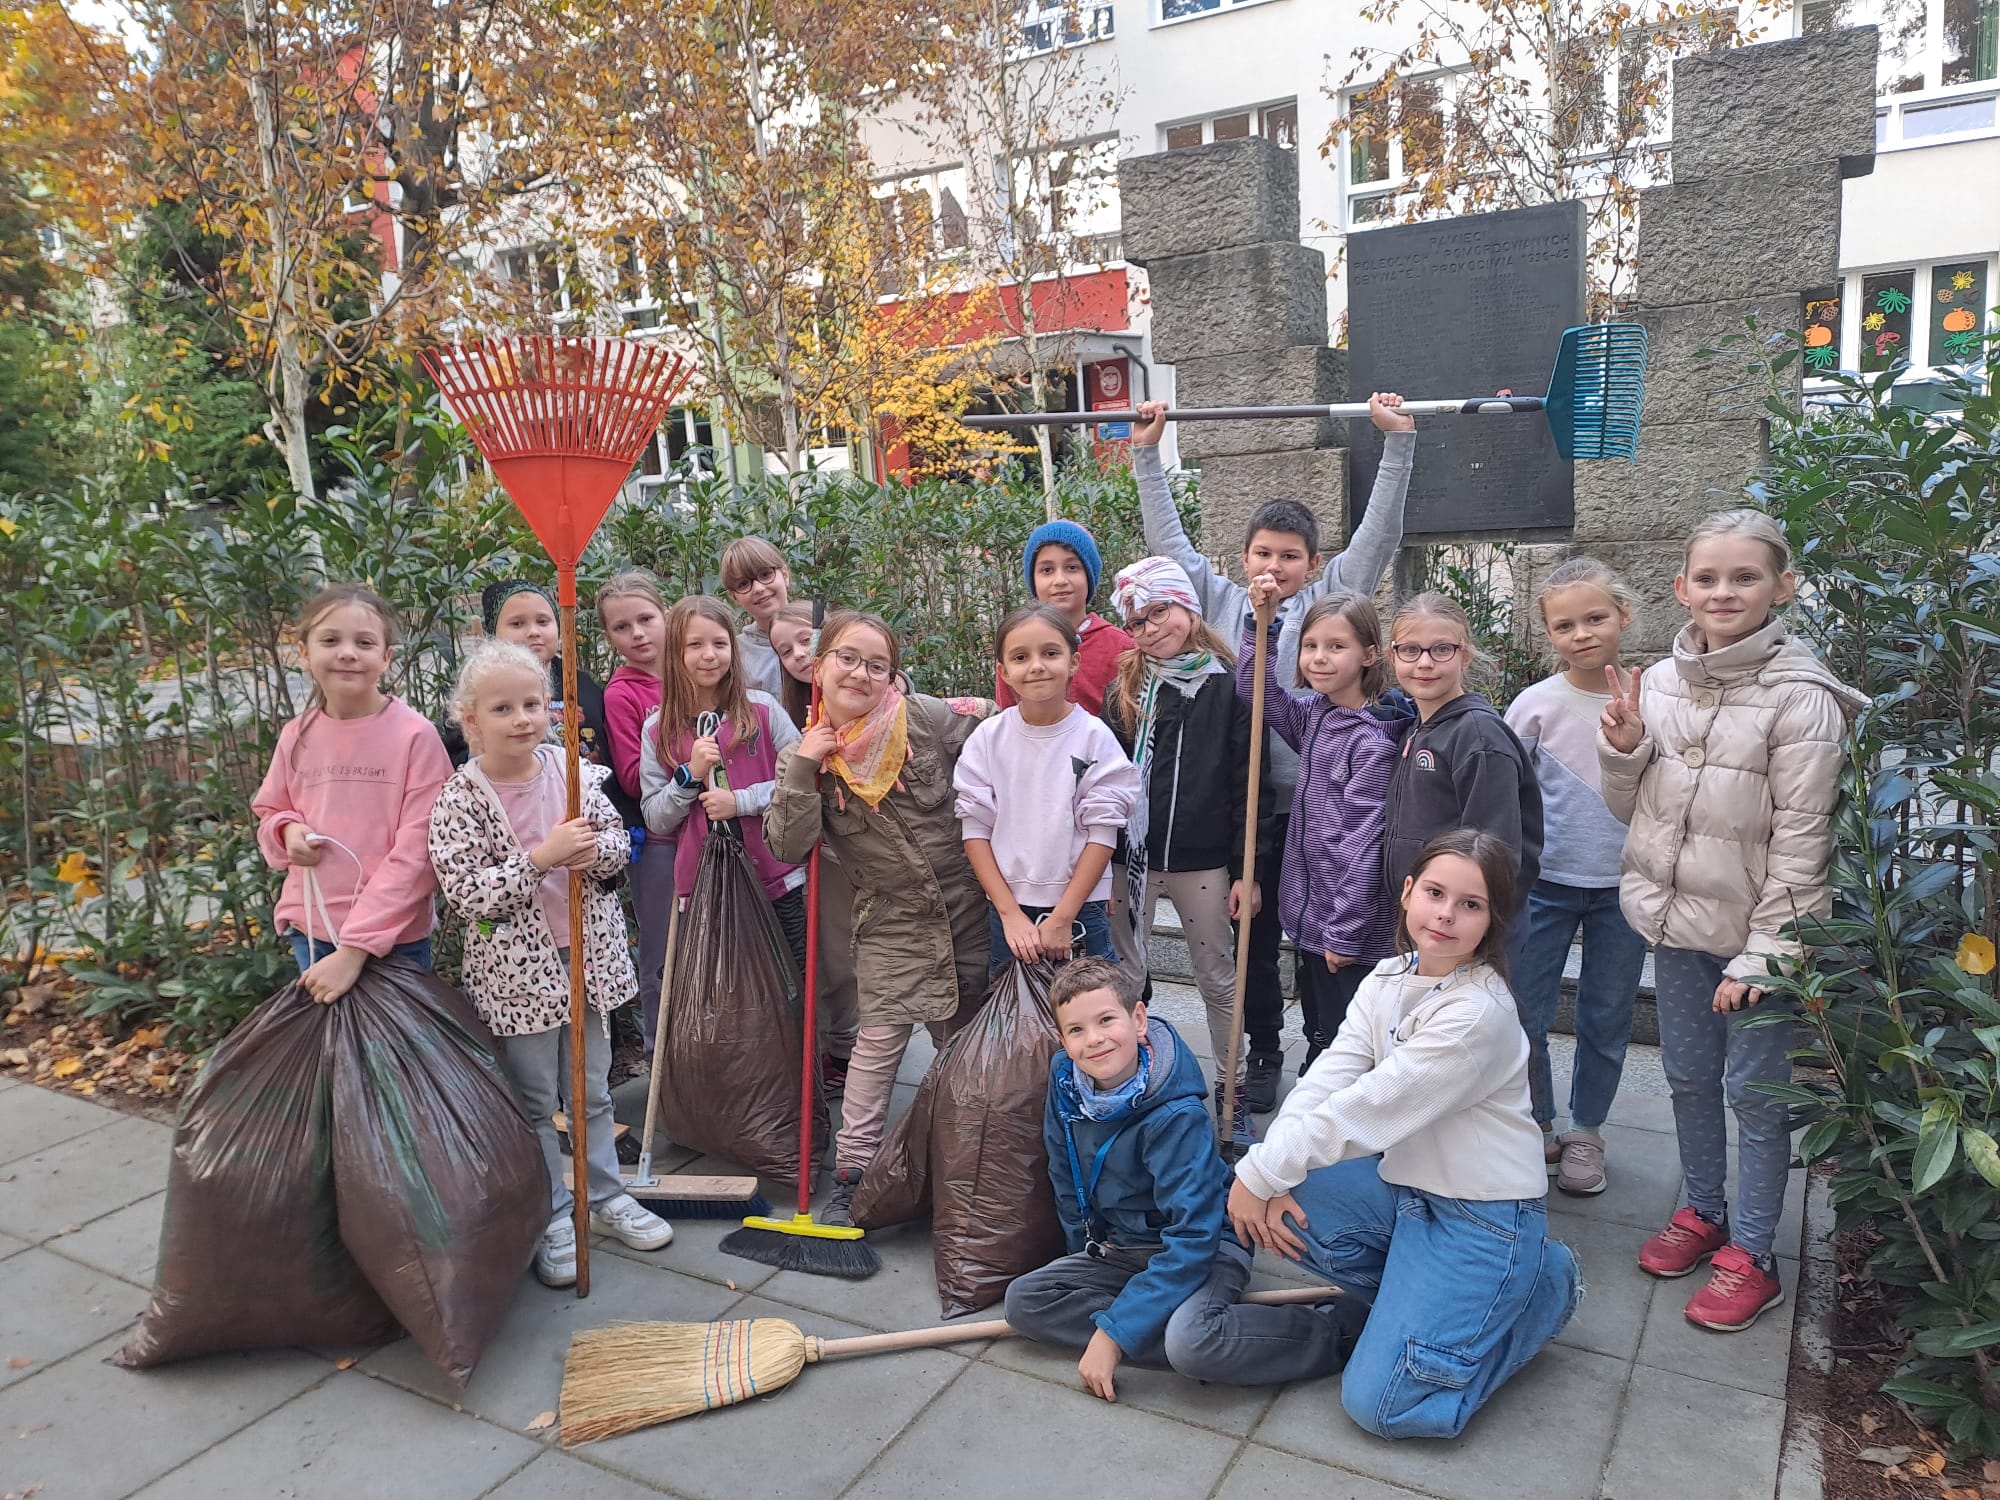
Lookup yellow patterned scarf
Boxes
[817,689,909,810]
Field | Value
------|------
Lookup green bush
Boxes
[1741,331,2000,1451]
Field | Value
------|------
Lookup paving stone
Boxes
[1545,1213,1659,1362]
[1671,29,1878,183]
[0,1085,120,1167]
[1568,1123,1686,1233]
[0,1247,150,1391]
[1148,243,1331,362]
[0,1333,327,1500]
[1256,1342,1626,1500]
[594,1203,779,1294]
[1635,1255,1799,1399]
[1605,1091,1677,1136]
[361,1252,738,1431]
[48,1188,163,1286]
[844,1361,1239,1500]
[585,1295,971,1500]
[979,1321,1279,1437]
[1637,163,1843,306]
[1572,420,1768,543]
[128,1368,540,1500]
[1120,136,1301,265]
[1601,1364,1786,1500]
[481,1449,677,1500]
[0,1113,171,1243]
[1216,1444,1434,1500]
[756,1218,979,1331]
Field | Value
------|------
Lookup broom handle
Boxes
[1220,607,1270,1141]
[633,891,683,1185]
[959,396,1543,429]
[561,586,591,1299]
[813,1286,1340,1360]
[796,674,825,1218]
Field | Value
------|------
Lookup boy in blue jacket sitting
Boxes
[1006,958,1362,1402]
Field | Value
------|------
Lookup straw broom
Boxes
[559,1284,1345,1444]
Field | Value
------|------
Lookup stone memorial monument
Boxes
[1117,26,1880,652]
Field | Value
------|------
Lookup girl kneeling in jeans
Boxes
[1215,829,1579,1440]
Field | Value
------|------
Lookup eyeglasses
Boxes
[1391,641,1464,664]
[829,646,893,681]
[1128,603,1179,632]
[726,567,781,596]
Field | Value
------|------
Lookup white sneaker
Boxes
[535,1213,577,1287]
[590,1193,674,1251]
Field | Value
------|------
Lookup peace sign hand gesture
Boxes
[1600,665,1646,753]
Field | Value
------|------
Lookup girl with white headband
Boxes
[1104,556,1275,1126]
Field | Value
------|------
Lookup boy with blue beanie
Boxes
[996,520,1134,717]
[1006,958,1361,1402]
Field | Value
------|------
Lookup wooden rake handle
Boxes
[808,1283,1341,1362]
[1220,609,1271,1138]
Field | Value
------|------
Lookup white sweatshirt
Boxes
[952,704,1140,908]
[1235,957,1548,1203]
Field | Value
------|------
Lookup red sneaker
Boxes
[1684,1246,1785,1331]
[1638,1206,1728,1278]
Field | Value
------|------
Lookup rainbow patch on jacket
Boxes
[1412,749,1438,771]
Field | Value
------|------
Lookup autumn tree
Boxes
[1333,0,1777,313]
[914,0,1125,509]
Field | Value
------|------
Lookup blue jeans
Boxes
[1509,880,1645,1132]
[288,933,434,974]
[1272,1157,1580,1440]
[986,899,1112,978]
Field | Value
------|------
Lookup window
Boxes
[1011,137,1120,252]
[872,166,972,268]
[1806,0,1999,92]
[498,245,567,311]
[1161,99,1299,151]
[1340,77,1450,227]
[1160,0,1270,19]
[1014,1,1113,54]
[1805,260,1995,374]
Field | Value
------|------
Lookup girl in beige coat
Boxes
[1599,511,1865,1333]
[764,611,996,1228]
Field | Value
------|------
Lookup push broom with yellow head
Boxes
[558,1284,1346,1444]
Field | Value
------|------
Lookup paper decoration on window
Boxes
[1804,291,1841,371]
[1930,260,1989,364]
[1861,270,1916,372]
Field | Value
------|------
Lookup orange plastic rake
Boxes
[423,336,693,1297]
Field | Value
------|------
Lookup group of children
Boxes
[248,393,1862,1436]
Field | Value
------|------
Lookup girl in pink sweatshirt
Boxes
[597,569,675,1048]
[252,585,453,1003]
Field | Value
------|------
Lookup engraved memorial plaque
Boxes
[1345,201,1587,535]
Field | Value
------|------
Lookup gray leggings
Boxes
[1654,946,1798,1261]
[497,1009,623,1219]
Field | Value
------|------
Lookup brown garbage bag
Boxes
[656,827,808,1185]
[327,960,549,1386]
[118,958,545,1387]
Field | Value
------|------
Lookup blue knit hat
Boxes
[1023,520,1104,599]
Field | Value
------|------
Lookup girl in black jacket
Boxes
[1104,558,1275,1098]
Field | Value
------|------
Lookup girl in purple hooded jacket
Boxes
[1241,578,1399,1075]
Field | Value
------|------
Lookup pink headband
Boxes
[1112,556,1202,624]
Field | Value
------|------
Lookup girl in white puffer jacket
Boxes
[1598,510,1865,1335]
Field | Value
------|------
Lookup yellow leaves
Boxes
[50,1057,82,1080]
[0,515,17,538]
[1959,934,1997,977]
[53,852,100,902]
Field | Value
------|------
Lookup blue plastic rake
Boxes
[960,323,1651,463]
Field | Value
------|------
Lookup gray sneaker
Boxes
[1557,1135,1608,1196]
[822,1167,864,1228]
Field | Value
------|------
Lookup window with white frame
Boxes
[1806,0,2000,145]
[1803,258,1994,376]
[1159,0,1271,21]
[497,244,569,312]
[1013,1,1113,54]
[1162,100,1299,152]
[1010,137,1122,264]
[1340,76,1452,227]
[872,165,972,269]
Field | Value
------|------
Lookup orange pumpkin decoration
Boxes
[1943,307,1978,334]
[1806,324,1834,347]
